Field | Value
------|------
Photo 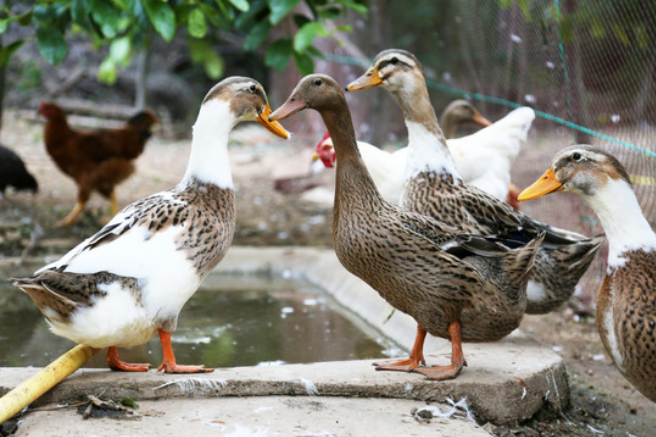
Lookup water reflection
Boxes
[0,266,397,368]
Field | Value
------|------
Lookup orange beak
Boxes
[517,167,565,201]
[345,67,383,91]
[311,153,320,162]
[257,103,291,139]
[472,111,492,128]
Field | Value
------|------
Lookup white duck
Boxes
[12,77,289,373]
[313,103,533,207]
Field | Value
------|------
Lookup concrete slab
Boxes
[1,247,569,432]
[15,397,491,437]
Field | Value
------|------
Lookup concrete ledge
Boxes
[1,246,569,427]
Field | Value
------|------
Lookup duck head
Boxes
[269,74,347,121]
[202,77,290,139]
[518,145,631,200]
[346,49,424,95]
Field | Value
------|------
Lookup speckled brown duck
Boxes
[269,74,544,380]
[346,49,603,315]
[12,77,289,373]
[519,145,656,402]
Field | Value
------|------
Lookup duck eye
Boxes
[572,152,581,161]
[391,57,398,64]
[314,78,322,86]
[249,84,256,92]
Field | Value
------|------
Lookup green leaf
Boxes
[0,19,7,33]
[244,20,271,51]
[268,0,302,25]
[90,1,123,38]
[264,37,292,71]
[17,10,34,26]
[187,38,224,79]
[293,22,327,53]
[188,8,207,38]
[334,0,367,15]
[335,24,351,32]
[0,39,25,67]
[109,36,131,66]
[293,51,314,75]
[635,25,649,51]
[143,0,176,42]
[199,4,224,26]
[120,398,139,409]
[36,27,67,64]
[318,7,340,20]
[517,0,531,22]
[98,56,118,84]
[71,0,88,24]
[228,0,250,12]
[612,24,629,45]
[590,19,604,39]
[292,13,310,28]
[203,52,224,79]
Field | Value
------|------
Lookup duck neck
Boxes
[318,100,385,216]
[388,82,459,181]
[585,178,656,268]
[438,112,459,139]
[181,100,235,190]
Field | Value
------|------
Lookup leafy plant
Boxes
[0,0,368,83]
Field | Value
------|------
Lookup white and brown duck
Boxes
[270,74,544,380]
[519,145,656,402]
[346,49,603,315]
[13,77,289,373]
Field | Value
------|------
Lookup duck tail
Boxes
[499,231,546,292]
[526,234,604,314]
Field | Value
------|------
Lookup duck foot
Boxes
[157,329,214,374]
[374,325,426,372]
[106,346,150,372]
[414,321,466,381]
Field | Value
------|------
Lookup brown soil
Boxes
[0,111,654,436]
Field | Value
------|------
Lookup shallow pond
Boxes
[0,264,400,368]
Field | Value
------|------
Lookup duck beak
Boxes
[269,94,307,122]
[472,111,492,127]
[518,167,564,201]
[345,67,383,91]
[258,103,291,139]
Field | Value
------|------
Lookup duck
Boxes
[518,145,656,402]
[439,99,492,139]
[345,48,603,315]
[312,101,532,207]
[269,73,544,380]
[12,77,290,373]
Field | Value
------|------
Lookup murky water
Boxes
[0,264,400,368]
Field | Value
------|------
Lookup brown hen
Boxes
[39,102,157,226]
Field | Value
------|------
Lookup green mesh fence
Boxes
[328,0,656,305]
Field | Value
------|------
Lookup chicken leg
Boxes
[56,201,86,227]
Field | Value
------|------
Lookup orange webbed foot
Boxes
[107,346,150,372]
[157,328,214,373]
[413,363,464,381]
[157,362,214,373]
[373,356,425,372]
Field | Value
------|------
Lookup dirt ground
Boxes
[1,110,655,436]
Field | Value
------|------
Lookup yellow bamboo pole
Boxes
[0,344,97,424]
